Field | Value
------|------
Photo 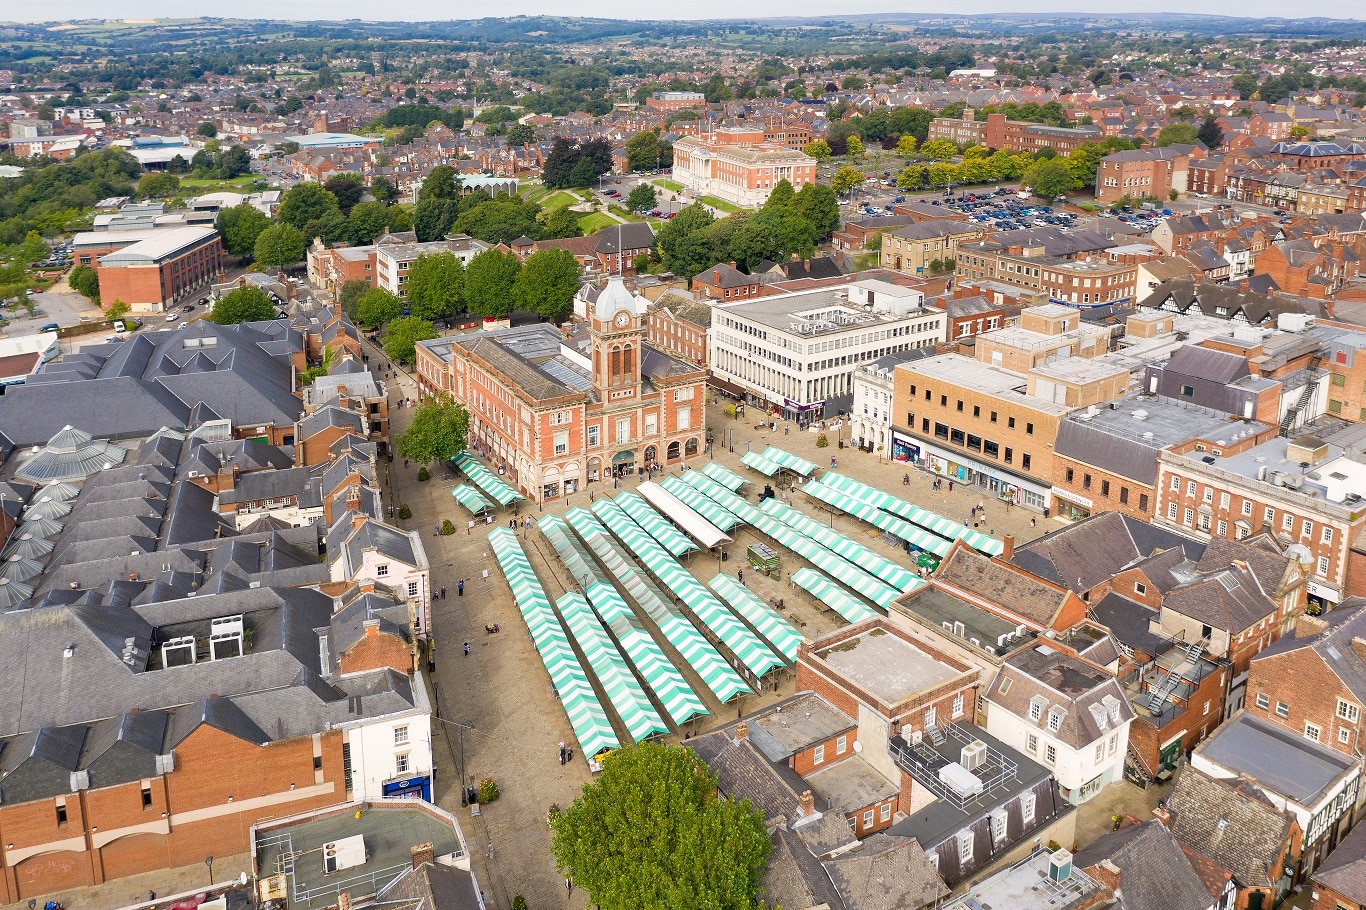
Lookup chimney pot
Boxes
[735,722,749,742]
[798,790,815,817]
[411,842,436,868]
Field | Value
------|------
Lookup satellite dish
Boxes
[852,740,863,753]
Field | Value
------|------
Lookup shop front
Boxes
[890,430,920,464]
[914,438,1050,513]
[1050,486,1093,521]
[382,774,432,801]
[612,449,636,477]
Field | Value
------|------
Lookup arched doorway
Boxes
[644,445,657,467]
[542,465,562,500]
[612,449,636,477]
[563,462,581,495]
[684,437,699,457]
[587,457,601,483]
[666,441,681,461]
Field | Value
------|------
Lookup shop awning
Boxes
[803,479,953,559]
[750,512,900,609]
[556,592,669,743]
[708,573,804,662]
[451,484,495,515]
[791,567,878,625]
[821,472,1004,557]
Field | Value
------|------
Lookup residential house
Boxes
[1076,820,1236,910]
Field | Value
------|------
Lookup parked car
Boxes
[113,320,127,334]
[165,312,179,322]
[38,323,59,333]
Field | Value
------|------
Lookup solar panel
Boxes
[540,358,592,391]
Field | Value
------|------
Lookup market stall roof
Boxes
[450,484,495,515]
[792,568,878,625]
[709,573,804,662]
[451,452,524,506]
[556,592,669,743]
[614,491,698,557]
[638,480,735,544]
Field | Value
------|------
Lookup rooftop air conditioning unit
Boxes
[1050,849,1074,882]
[960,740,988,772]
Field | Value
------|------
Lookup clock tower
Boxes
[590,277,644,398]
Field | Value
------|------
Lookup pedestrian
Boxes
[977,498,985,512]
[463,641,470,657]
[589,490,595,502]
[903,473,910,486]
[567,746,573,762]
[948,480,954,492]
[436,524,441,535]
[567,879,573,895]
[458,579,465,596]
[737,568,745,586]
[1030,517,1037,528]
[559,741,566,765]
[440,585,447,599]
[149,893,156,902]
[486,844,495,861]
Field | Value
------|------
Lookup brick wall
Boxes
[1245,645,1363,756]
[340,624,414,674]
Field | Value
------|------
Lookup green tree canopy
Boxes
[277,182,340,230]
[337,279,370,321]
[69,264,100,303]
[216,203,271,258]
[356,287,404,329]
[625,130,670,171]
[137,173,180,198]
[550,743,770,910]
[453,197,544,245]
[394,392,470,465]
[348,201,393,245]
[1197,115,1225,150]
[845,134,865,158]
[919,137,959,160]
[371,176,398,204]
[420,165,462,202]
[763,179,796,212]
[802,139,831,160]
[794,183,840,237]
[210,286,275,324]
[323,173,365,215]
[383,315,437,365]
[196,121,217,138]
[626,183,658,213]
[1157,122,1199,147]
[464,248,522,317]
[413,197,459,242]
[895,134,918,156]
[729,206,818,271]
[515,248,582,321]
[405,251,465,321]
[540,206,584,240]
[506,123,536,147]
[253,223,306,271]
[655,203,717,278]
[1021,158,1076,199]
[831,165,864,195]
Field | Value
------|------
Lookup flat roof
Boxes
[254,800,465,908]
[896,585,1033,654]
[813,627,961,706]
[1029,355,1131,386]
[897,355,1074,416]
[1063,395,1263,449]
[945,848,1100,910]
[718,286,926,337]
[1196,711,1356,806]
[99,226,218,264]
[805,755,899,812]
[749,692,857,760]
[1175,431,1365,511]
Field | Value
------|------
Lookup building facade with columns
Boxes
[414,279,709,501]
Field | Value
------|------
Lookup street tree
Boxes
[209,286,275,324]
[919,137,959,161]
[515,248,582,321]
[802,139,831,159]
[550,743,770,910]
[763,178,796,212]
[395,393,470,465]
[831,165,864,195]
[69,264,100,303]
[355,287,404,329]
[253,223,306,272]
[793,183,839,236]
[277,182,340,230]
[464,248,522,317]
[846,134,865,158]
[337,279,370,321]
[1021,158,1076,199]
[348,201,393,245]
[216,203,271,257]
[383,315,437,365]
[625,184,658,213]
[404,251,465,321]
[895,134,918,156]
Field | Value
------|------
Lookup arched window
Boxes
[666,441,681,461]
[684,437,699,457]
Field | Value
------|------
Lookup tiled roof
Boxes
[1166,765,1295,889]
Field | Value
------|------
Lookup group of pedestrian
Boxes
[558,741,575,765]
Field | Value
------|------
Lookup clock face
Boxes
[614,311,631,328]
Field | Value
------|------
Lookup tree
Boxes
[254,223,306,271]
[278,182,340,230]
[356,288,404,329]
[919,137,959,161]
[655,203,717,277]
[167,154,190,174]
[626,130,667,172]
[383,315,437,365]
[337,279,370,321]
[626,184,658,213]
[324,173,365,215]
[219,146,251,179]
[1021,159,1075,199]
[845,134,865,158]
[802,140,831,160]
[454,197,545,245]
[1197,115,1225,150]
[515,248,582,321]
[550,743,770,910]
[348,201,393,245]
[210,287,275,324]
[421,165,462,201]
[138,173,180,198]
[394,392,470,465]
[831,166,864,196]
[507,123,536,147]
[764,179,796,212]
[729,207,818,271]
[105,299,130,320]
[895,134,918,157]
[371,176,398,204]
[69,264,100,302]
[1156,122,1199,147]
[464,248,522,317]
[413,198,459,242]
[196,121,217,138]
[217,203,271,257]
[405,252,465,321]
[793,183,840,236]
[896,166,924,190]
[541,206,584,239]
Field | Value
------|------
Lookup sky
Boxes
[20,0,1366,23]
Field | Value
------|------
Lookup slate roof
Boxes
[1254,597,1366,703]
[690,729,805,827]
[1140,278,1317,325]
[762,827,845,910]
[698,262,755,289]
[1013,513,1206,595]
[823,833,948,910]
[936,545,1072,627]
[988,646,1135,749]
[378,860,484,910]
[1166,765,1295,889]
[1074,820,1216,910]
[1314,816,1366,903]
[1161,565,1276,635]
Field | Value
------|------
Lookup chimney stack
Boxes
[1001,533,1015,561]
[411,842,435,869]
[798,790,815,817]
[1152,805,1171,826]
[1296,614,1329,639]
[352,513,368,531]
[363,618,380,638]
[734,722,749,743]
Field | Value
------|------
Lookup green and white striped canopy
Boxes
[760,446,817,477]
[740,450,782,477]
[585,581,708,726]
[758,498,918,592]
[594,499,783,677]
[821,472,1005,557]
[556,592,669,743]
[701,462,748,491]
[488,527,618,758]
[451,484,495,515]
[791,567,878,625]
[679,471,762,524]
[452,452,525,506]
[708,573,804,661]
[614,491,698,556]
[659,476,743,530]
[750,513,899,609]
[538,516,605,587]
[564,508,750,704]
[804,479,953,558]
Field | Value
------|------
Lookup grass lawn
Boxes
[523,186,551,203]
[653,178,684,193]
[699,195,742,213]
[608,206,646,223]
[578,212,619,234]
[539,191,579,211]
[178,175,269,194]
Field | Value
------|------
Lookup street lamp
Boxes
[205,855,214,885]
